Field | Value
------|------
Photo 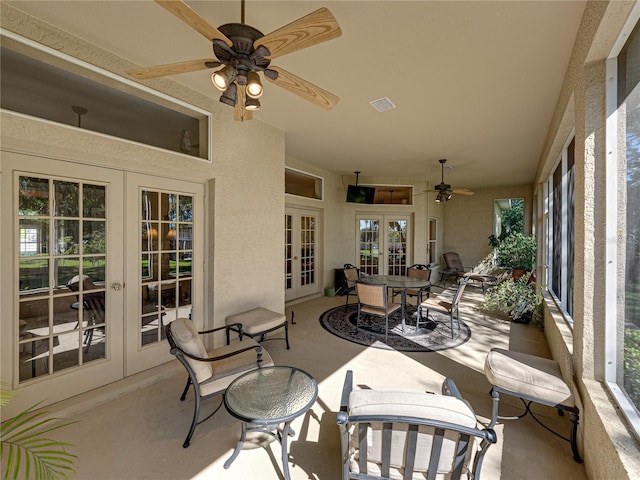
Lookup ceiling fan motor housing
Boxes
[214,23,273,83]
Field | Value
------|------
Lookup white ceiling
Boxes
[4,1,586,189]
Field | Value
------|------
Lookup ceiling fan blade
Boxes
[255,7,342,60]
[266,66,339,110]
[126,59,220,80]
[234,85,253,122]
[155,0,232,46]
[451,188,475,196]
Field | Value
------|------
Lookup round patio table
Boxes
[223,365,318,480]
[360,274,431,332]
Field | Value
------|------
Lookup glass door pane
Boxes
[125,174,203,376]
[387,219,407,275]
[140,190,193,347]
[285,208,319,301]
[18,176,108,382]
[357,215,411,275]
[358,219,380,275]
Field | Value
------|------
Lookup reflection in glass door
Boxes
[17,176,108,382]
[125,174,203,376]
[140,190,193,346]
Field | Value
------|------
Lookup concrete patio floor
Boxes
[38,285,587,479]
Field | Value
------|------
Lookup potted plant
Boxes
[494,232,536,279]
[481,272,542,323]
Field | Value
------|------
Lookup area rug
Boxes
[319,304,471,352]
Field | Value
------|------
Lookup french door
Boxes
[0,152,203,415]
[124,174,203,375]
[356,215,412,275]
[285,207,318,301]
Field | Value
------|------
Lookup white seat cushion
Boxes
[347,389,478,477]
[484,348,575,408]
[225,307,286,335]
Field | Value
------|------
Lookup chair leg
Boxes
[344,293,350,312]
[384,314,388,343]
[449,312,455,338]
[180,377,192,401]
[570,412,583,463]
[355,304,360,333]
[284,321,290,350]
[183,392,200,448]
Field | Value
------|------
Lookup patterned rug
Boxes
[319,303,471,352]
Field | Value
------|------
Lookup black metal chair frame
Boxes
[342,263,360,312]
[488,385,582,463]
[166,322,265,448]
[225,311,291,349]
[337,370,497,480]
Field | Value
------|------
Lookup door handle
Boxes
[111,282,123,291]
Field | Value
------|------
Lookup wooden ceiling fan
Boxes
[126,0,342,121]
[424,159,475,201]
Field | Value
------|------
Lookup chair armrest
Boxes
[441,378,463,399]
[337,370,353,424]
[171,343,264,364]
[198,325,229,335]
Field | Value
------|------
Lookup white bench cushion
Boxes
[225,307,286,335]
[484,348,575,408]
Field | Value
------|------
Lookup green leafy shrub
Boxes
[481,272,542,322]
[494,232,536,272]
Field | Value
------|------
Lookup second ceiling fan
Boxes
[127,0,342,121]
[425,159,475,202]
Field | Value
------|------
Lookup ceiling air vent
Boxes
[370,97,396,112]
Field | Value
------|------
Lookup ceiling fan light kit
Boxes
[127,0,342,121]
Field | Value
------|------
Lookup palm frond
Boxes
[1,383,78,480]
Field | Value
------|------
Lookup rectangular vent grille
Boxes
[370,97,396,112]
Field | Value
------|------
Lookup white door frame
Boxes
[124,173,204,375]
[0,152,124,417]
[285,207,320,301]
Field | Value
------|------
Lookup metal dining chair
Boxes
[417,274,471,338]
[343,264,360,312]
[355,281,401,342]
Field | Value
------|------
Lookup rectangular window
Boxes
[606,11,640,439]
[545,135,575,321]
[285,168,323,200]
[1,32,211,160]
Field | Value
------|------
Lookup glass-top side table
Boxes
[223,366,318,479]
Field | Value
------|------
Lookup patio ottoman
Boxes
[225,307,290,349]
[484,347,582,462]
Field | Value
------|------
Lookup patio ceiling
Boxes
[4,1,586,188]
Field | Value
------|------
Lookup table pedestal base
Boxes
[224,421,296,479]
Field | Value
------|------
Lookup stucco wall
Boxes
[535,1,640,478]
